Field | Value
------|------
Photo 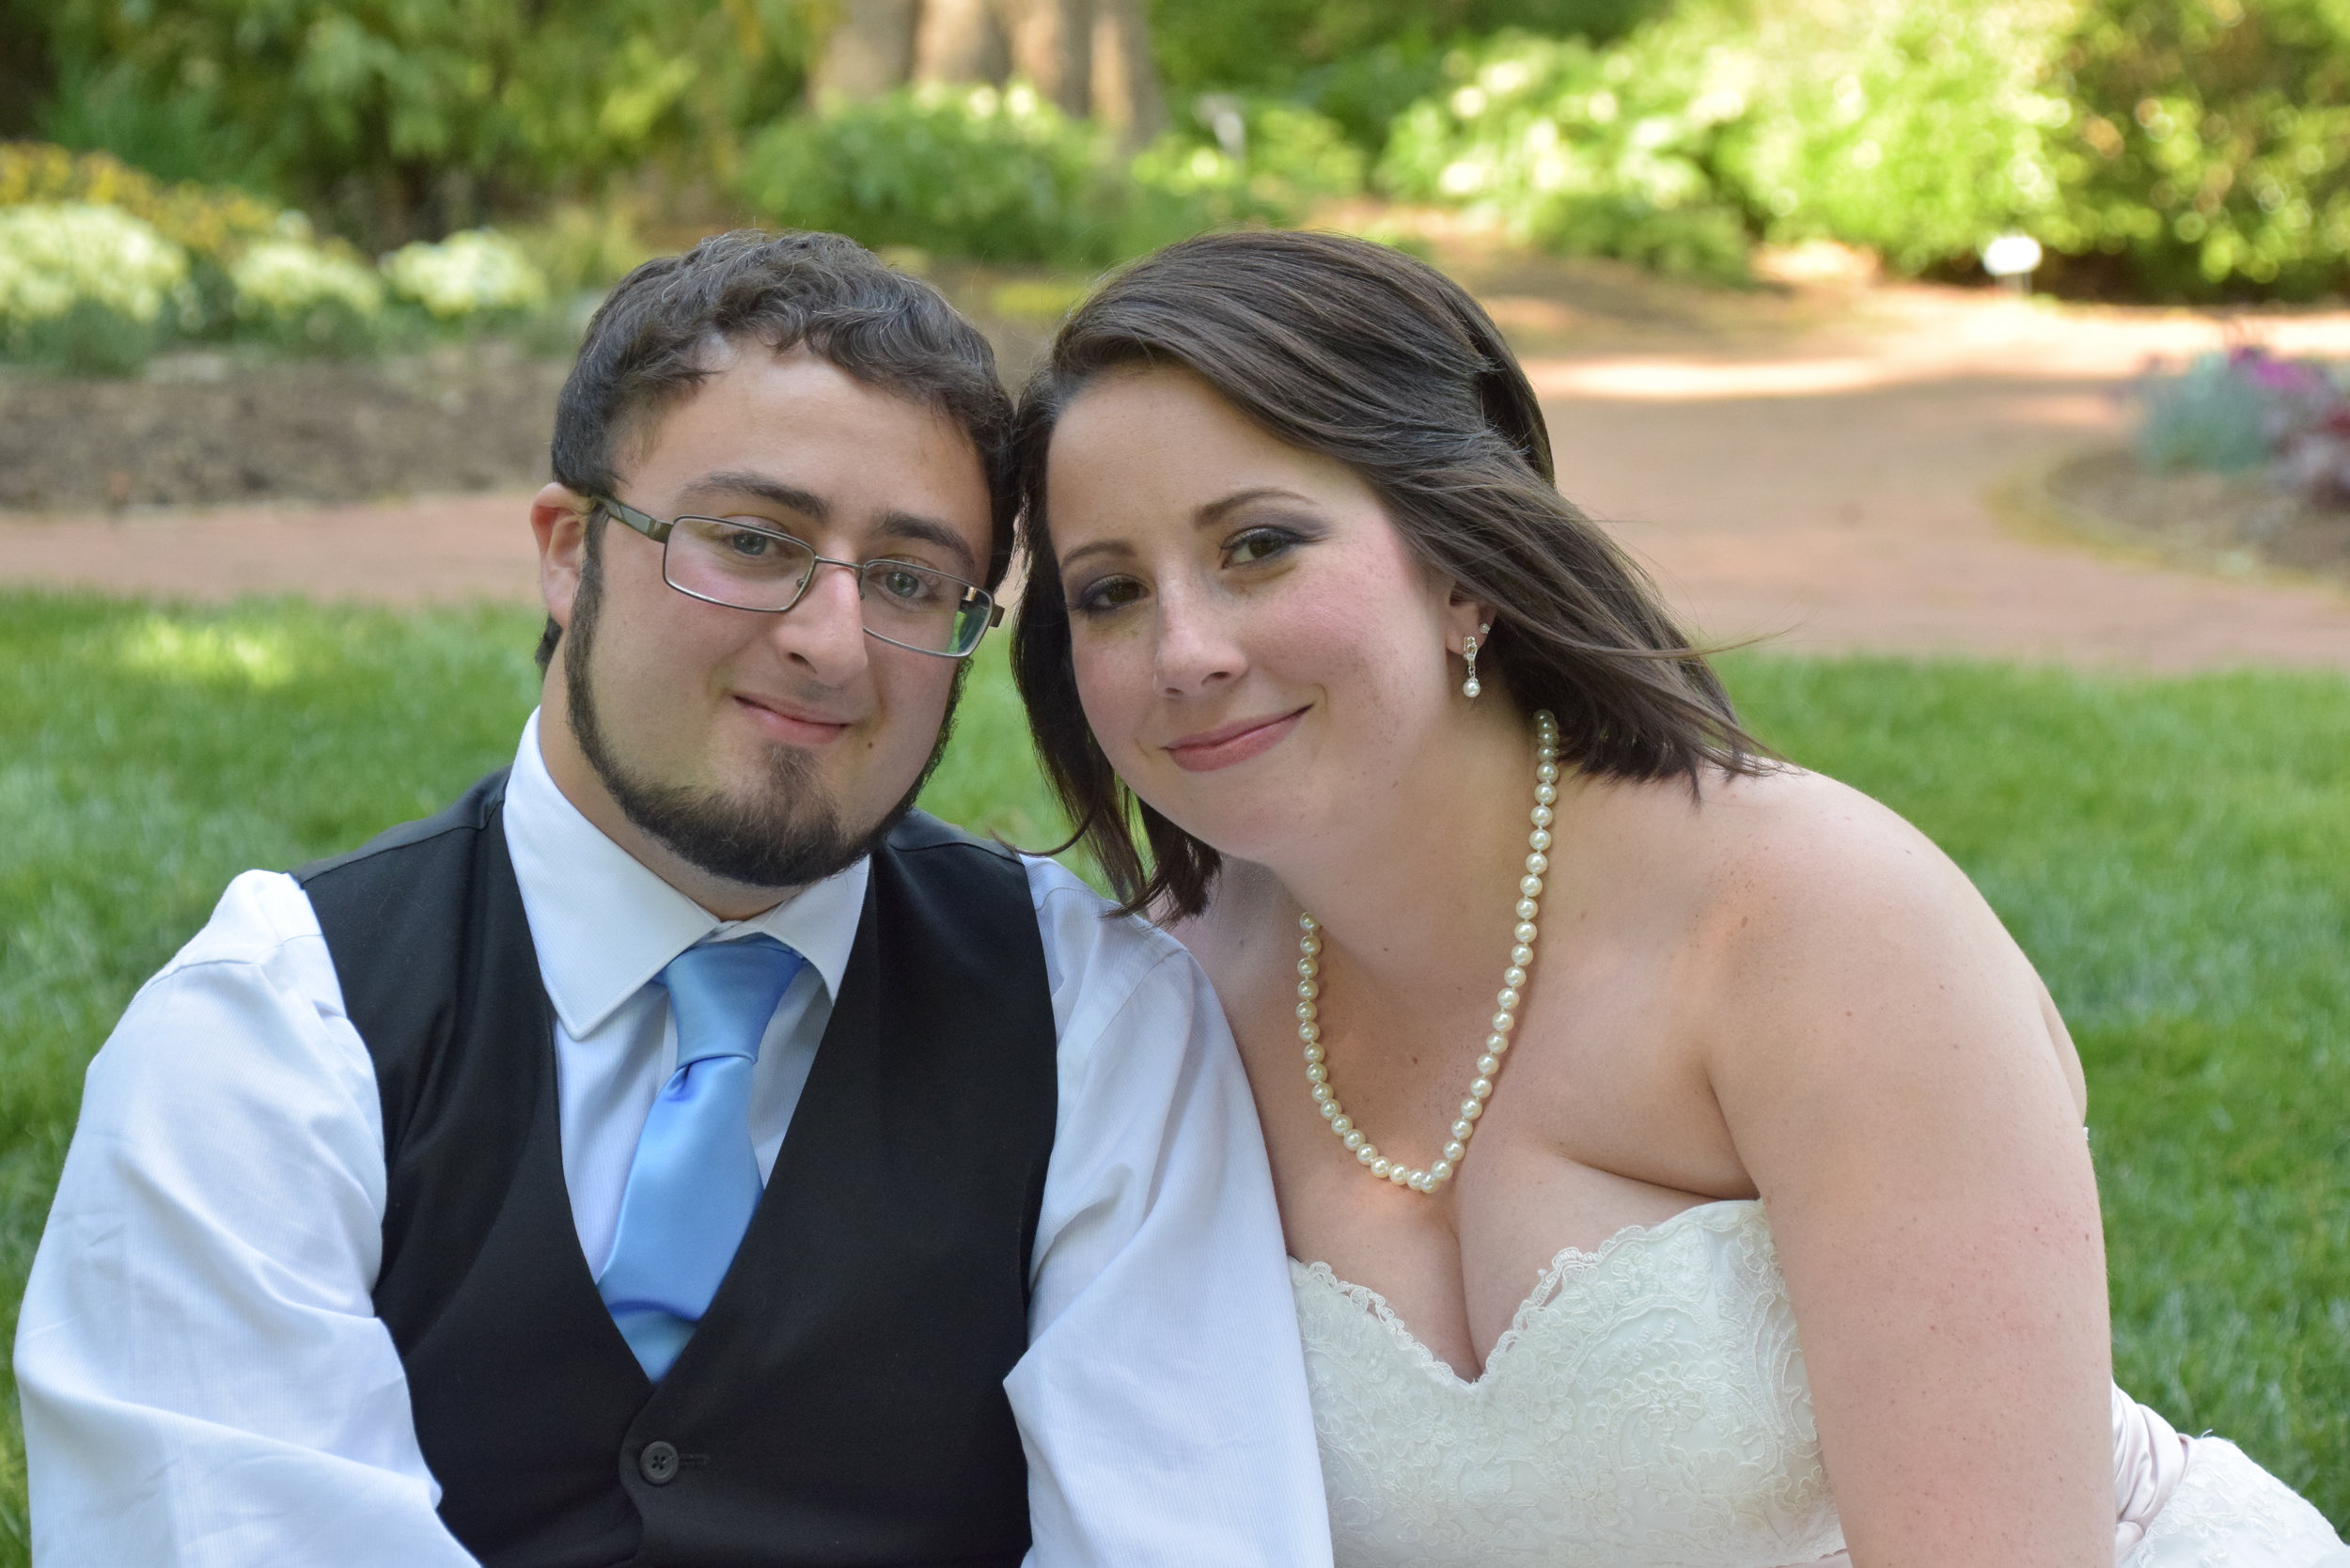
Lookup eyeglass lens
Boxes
[663,517,988,655]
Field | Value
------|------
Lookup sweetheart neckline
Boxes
[1289,1197,1764,1390]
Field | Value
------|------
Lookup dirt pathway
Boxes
[6,278,2350,670]
[1521,284,2350,669]
[1544,370,2350,669]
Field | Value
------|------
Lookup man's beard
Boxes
[561,532,964,891]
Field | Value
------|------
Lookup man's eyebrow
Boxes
[876,510,982,579]
[675,471,828,520]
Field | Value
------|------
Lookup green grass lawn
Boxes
[1,591,2344,1554]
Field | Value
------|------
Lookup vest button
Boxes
[639,1440,681,1485]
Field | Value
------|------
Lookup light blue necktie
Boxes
[597,934,805,1381]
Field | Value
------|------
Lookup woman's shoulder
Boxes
[1610,762,2075,1101]
[1602,761,2009,987]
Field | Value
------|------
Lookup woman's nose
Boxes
[1152,587,1245,696]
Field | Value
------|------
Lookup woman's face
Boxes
[1044,366,1477,865]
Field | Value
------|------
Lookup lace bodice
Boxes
[1293,1200,1844,1568]
[1292,1198,2350,1568]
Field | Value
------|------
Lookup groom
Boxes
[14,231,1330,1566]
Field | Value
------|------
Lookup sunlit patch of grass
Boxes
[0,601,2343,1551]
[109,616,302,687]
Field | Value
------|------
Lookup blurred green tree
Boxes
[1381,0,2076,281]
[1148,0,1663,97]
[32,0,814,246]
[2041,0,2350,299]
[1148,0,1668,153]
[0,0,53,139]
[1716,0,2076,273]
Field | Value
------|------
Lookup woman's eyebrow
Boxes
[1058,537,1130,572]
[1195,486,1315,525]
[1057,487,1318,573]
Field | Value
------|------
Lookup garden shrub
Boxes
[2041,0,2350,300]
[1291,41,1451,155]
[1713,0,2076,273]
[742,84,1128,266]
[1372,0,2350,295]
[381,230,550,321]
[0,141,356,347]
[227,238,386,353]
[0,142,285,265]
[1378,23,1757,280]
[2136,348,2350,506]
[0,142,556,368]
[1151,96,1369,206]
[1234,102,1371,198]
[0,202,187,371]
[1381,0,2079,280]
[739,83,1280,269]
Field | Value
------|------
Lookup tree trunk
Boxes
[999,0,1092,116]
[1087,0,1166,146]
[815,0,1168,140]
[809,0,922,103]
[913,0,1010,86]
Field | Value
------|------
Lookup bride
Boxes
[1006,230,2348,1566]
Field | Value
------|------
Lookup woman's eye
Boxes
[1072,575,1147,616]
[722,529,778,558]
[1225,527,1299,567]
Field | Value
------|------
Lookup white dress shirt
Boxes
[15,714,1333,1568]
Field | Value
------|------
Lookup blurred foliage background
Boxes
[0,0,2344,370]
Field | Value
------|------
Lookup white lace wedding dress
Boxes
[1292,1200,2348,1567]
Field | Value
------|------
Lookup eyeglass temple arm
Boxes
[593,496,672,544]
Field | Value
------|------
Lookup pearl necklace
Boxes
[1297,710,1560,1195]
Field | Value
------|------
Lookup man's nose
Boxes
[1152,586,1245,697]
[767,559,870,681]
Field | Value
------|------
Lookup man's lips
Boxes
[731,693,855,746]
[1163,706,1309,773]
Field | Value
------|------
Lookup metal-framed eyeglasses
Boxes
[593,496,1002,659]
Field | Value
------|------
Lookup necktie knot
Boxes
[657,934,806,1068]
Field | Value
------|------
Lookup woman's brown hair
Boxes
[1012,229,1763,918]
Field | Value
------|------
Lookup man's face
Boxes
[536,344,994,899]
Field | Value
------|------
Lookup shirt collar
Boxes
[503,710,870,1039]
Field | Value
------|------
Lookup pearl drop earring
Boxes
[1462,623,1491,699]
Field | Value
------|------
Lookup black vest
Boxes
[296,772,1058,1568]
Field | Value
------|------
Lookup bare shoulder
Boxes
[1632,762,2084,1119]
[1684,763,1984,936]
[1582,762,1989,959]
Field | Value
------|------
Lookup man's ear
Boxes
[532,483,592,630]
